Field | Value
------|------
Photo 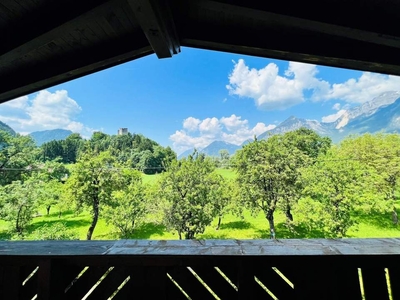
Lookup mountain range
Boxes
[0,120,15,136]
[2,91,400,155]
[179,91,400,158]
[29,129,73,146]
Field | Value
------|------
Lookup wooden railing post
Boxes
[0,266,20,299]
[237,260,263,299]
[37,259,65,300]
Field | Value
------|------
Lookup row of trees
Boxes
[0,128,399,240]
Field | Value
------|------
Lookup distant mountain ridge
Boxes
[179,91,400,158]
[0,120,15,136]
[178,141,240,159]
[29,129,73,146]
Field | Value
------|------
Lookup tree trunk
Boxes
[285,205,293,222]
[393,207,398,226]
[185,231,195,239]
[46,205,51,215]
[216,216,222,230]
[87,199,99,240]
[16,205,24,234]
[178,230,182,240]
[266,209,276,239]
[58,210,62,218]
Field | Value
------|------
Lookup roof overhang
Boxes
[1,0,400,103]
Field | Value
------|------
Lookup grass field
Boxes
[1,168,399,240]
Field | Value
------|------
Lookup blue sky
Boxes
[1,47,400,154]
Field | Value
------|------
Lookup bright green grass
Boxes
[1,168,399,240]
[215,168,237,179]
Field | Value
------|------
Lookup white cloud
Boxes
[0,90,95,137]
[199,117,221,134]
[324,72,400,103]
[321,109,347,123]
[183,117,201,132]
[226,60,400,109]
[170,114,276,154]
[226,59,329,110]
[332,103,341,111]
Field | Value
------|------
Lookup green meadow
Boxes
[1,169,399,241]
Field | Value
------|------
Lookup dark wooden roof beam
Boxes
[194,1,400,49]
[128,0,180,58]
[0,0,117,67]
[0,33,153,103]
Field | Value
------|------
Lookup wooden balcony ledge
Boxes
[0,238,399,299]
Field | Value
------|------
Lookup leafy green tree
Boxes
[279,128,332,222]
[219,149,231,168]
[0,179,40,234]
[67,151,120,240]
[63,133,83,163]
[32,159,69,215]
[0,131,38,185]
[104,170,147,237]
[297,148,378,237]
[233,136,306,237]
[159,151,225,239]
[340,133,400,213]
[214,179,235,230]
[41,140,64,161]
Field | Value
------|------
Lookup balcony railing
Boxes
[0,238,399,299]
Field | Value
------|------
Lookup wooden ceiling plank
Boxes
[127,0,180,58]
[0,0,113,65]
[192,0,400,50]
[0,33,153,103]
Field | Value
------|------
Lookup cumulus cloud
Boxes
[0,90,95,137]
[324,72,400,103]
[226,59,329,110]
[226,60,400,110]
[183,117,201,132]
[170,114,276,154]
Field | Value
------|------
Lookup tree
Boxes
[159,151,225,239]
[219,149,230,168]
[340,133,400,214]
[103,170,147,237]
[0,131,38,185]
[278,128,332,222]
[33,159,69,215]
[214,179,235,230]
[67,151,120,240]
[297,148,378,237]
[63,133,83,163]
[0,178,40,234]
[233,135,306,237]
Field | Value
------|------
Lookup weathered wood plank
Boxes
[1,239,400,257]
[128,0,180,58]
